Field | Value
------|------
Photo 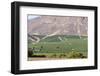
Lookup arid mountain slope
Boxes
[28,15,88,36]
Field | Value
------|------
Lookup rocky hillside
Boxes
[28,15,88,36]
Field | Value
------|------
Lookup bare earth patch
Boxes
[28,57,68,61]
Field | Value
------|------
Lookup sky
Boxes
[28,15,40,20]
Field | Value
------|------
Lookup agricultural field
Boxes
[28,35,88,60]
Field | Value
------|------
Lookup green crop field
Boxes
[28,35,88,60]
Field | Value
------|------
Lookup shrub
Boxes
[59,53,66,58]
[50,54,57,58]
[28,48,33,57]
[32,54,46,57]
[68,51,86,58]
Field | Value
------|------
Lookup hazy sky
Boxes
[28,15,40,20]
